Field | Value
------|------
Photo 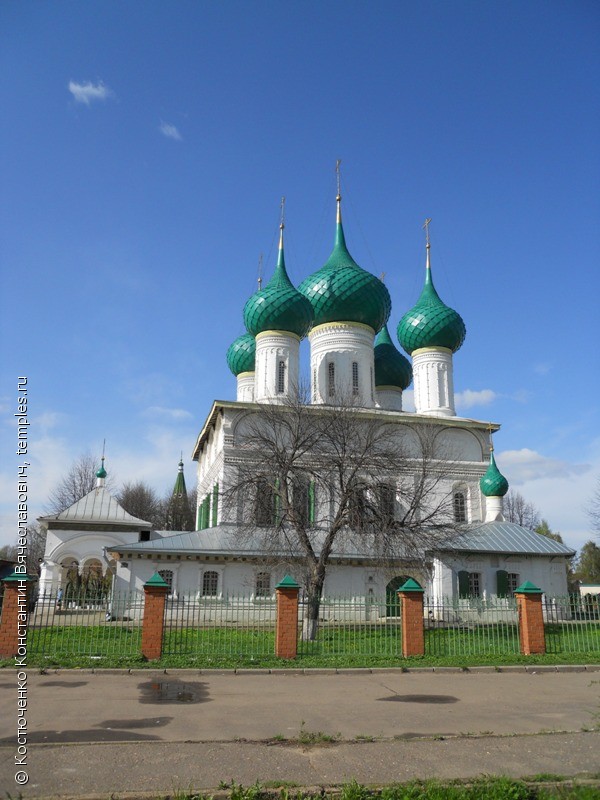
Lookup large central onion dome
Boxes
[374,324,412,389]
[397,243,466,354]
[479,448,509,497]
[243,224,313,338]
[298,195,391,332]
[226,332,256,376]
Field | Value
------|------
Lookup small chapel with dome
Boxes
[39,180,575,604]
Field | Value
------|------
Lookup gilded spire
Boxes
[279,196,285,250]
[336,159,342,224]
[257,253,263,291]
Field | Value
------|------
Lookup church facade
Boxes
[41,188,575,604]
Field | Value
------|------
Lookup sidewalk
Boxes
[1,668,599,799]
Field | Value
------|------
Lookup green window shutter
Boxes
[212,483,219,527]
[458,570,470,598]
[308,480,315,525]
[196,504,202,530]
[496,569,509,597]
[205,496,211,528]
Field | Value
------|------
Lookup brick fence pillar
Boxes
[0,572,35,659]
[515,581,545,655]
[141,573,169,660]
[275,575,300,659]
[399,578,425,658]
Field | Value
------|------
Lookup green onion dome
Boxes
[226,332,256,376]
[96,458,107,479]
[397,244,466,354]
[374,324,412,390]
[298,197,391,332]
[479,449,509,497]
[243,226,313,339]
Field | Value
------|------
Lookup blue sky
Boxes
[1,1,598,552]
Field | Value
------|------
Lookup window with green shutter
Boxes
[308,480,316,525]
[212,483,219,527]
[458,570,470,598]
[496,569,509,597]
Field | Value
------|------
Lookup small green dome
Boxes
[397,246,466,355]
[226,333,256,376]
[480,450,509,497]
[243,228,313,338]
[298,201,391,332]
[374,324,412,390]
[96,459,107,479]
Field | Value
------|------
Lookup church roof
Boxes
[374,324,412,389]
[439,522,575,557]
[243,223,313,339]
[40,486,152,529]
[397,240,466,355]
[298,195,391,332]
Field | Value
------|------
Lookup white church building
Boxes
[39,190,574,604]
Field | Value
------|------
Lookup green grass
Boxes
[167,778,600,800]
[3,622,597,670]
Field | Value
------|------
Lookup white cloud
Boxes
[143,406,193,421]
[534,362,552,376]
[454,389,497,411]
[498,448,590,483]
[68,80,114,105]
[159,121,182,141]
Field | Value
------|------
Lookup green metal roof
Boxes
[397,246,466,354]
[374,324,412,389]
[479,449,509,497]
[172,460,187,497]
[144,572,169,588]
[226,332,256,376]
[276,574,300,589]
[243,228,313,338]
[514,580,542,594]
[298,205,391,332]
[399,577,424,592]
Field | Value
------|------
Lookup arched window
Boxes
[453,491,467,523]
[378,483,395,526]
[202,570,219,597]
[255,476,276,526]
[277,360,286,394]
[255,572,271,598]
[328,362,335,397]
[158,569,174,593]
[352,362,359,395]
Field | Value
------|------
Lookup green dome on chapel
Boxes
[226,332,256,376]
[374,324,412,390]
[96,457,107,479]
[298,196,391,332]
[479,449,509,497]
[397,243,466,355]
[243,225,313,339]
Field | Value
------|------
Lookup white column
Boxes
[484,496,505,522]
[412,347,456,416]
[254,331,300,403]
[236,372,255,401]
[376,387,404,411]
[309,322,376,407]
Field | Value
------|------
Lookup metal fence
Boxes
[162,593,276,657]
[544,595,600,655]
[423,596,520,657]
[27,589,144,658]
[297,595,402,658]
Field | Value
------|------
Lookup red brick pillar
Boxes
[0,572,34,659]
[515,581,545,655]
[275,575,300,659]
[141,573,169,660]
[399,578,425,657]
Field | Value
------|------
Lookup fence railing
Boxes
[4,588,599,662]
[162,594,276,657]
[424,596,520,657]
[543,595,600,655]
[297,595,402,658]
[27,589,144,658]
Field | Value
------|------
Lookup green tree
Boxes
[575,540,600,584]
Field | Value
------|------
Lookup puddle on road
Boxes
[379,694,458,704]
[96,716,173,729]
[138,680,210,704]
[38,681,89,688]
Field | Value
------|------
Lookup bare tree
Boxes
[504,490,540,530]
[1,524,47,576]
[224,392,460,639]
[164,485,195,531]
[46,452,113,514]
[587,477,600,538]
[117,481,165,528]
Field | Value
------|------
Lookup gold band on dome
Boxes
[236,371,256,379]
[309,320,376,336]
[255,330,301,342]
[412,345,453,356]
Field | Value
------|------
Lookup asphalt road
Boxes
[1,667,599,799]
